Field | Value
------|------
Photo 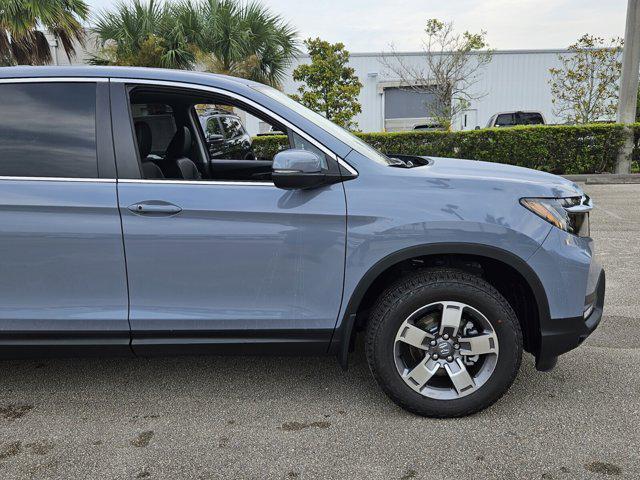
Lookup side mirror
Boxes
[272,149,335,190]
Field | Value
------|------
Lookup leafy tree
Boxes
[549,34,623,124]
[380,19,492,130]
[0,0,88,66]
[290,38,362,129]
[90,0,197,69]
[180,0,299,87]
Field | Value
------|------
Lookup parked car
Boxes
[0,66,604,417]
[486,111,546,128]
[199,110,256,160]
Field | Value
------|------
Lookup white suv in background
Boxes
[486,111,546,128]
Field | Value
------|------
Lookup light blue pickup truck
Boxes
[0,66,604,417]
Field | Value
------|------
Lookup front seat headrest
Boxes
[134,121,152,159]
[165,126,192,160]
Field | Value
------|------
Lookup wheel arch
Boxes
[331,243,550,369]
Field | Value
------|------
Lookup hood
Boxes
[420,156,583,198]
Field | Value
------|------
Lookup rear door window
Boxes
[0,82,97,178]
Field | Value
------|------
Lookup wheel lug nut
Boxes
[430,340,437,346]
[431,353,439,360]
[443,334,449,340]
[446,356,453,362]
[454,343,460,349]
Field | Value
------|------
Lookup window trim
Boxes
[0,77,113,181]
[110,78,358,178]
[118,178,274,186]
[0,176,115,183]
[0,77,108,84]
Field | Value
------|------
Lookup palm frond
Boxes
[194,0,299,86]
[0,0,88,65]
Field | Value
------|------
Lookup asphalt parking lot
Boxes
[0,183,639,480]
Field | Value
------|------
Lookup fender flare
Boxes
[331,243,551,369]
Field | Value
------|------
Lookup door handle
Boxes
[127,201,182,216]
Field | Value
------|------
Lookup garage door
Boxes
[384,87,438,131]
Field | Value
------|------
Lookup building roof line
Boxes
[293,48,573,59]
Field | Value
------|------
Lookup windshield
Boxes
[255,86,393,165]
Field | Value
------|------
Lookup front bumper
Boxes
[535,268,605,371]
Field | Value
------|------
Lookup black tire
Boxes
[365,268,522,417]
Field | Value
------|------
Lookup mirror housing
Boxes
[272,149,339,190]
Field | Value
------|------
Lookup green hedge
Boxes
[253,123,640,175]
[252,134,290,162]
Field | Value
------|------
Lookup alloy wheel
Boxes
[393,301,499,400]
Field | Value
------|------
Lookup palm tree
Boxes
[0,0,88,66]
[90,0,196,69]
[178,0,299,87]
[90,0,298,85]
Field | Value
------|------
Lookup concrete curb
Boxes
[563,174,640,184]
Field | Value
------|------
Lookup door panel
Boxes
[118,181,347,353]
[118,181,345,345]
[0,180,130,352]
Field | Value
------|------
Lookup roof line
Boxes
[293,48,572,59]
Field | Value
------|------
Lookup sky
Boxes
[83,0,629,52]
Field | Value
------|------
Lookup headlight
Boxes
[520,195,591,237]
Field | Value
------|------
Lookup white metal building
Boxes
[280,49,573,132]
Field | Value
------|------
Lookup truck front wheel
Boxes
[365,268,523,417]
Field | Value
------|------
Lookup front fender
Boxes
[329,242,551,369]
